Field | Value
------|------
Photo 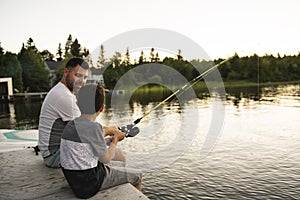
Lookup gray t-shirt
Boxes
[60,117,107,170]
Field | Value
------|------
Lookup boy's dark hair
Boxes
[66,57,89,70]
[78,84,105,114]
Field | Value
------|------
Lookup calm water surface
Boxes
[0,84,300,199]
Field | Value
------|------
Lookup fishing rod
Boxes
[120,55,235,137]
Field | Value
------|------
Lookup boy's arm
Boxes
[103,126,119,136]
[99,130,125,164]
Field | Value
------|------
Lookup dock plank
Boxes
[0,149,148,200]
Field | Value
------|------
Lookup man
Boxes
[38,57,89,168]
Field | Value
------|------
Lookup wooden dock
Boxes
[12,92,48,100]
[0,148,148,200]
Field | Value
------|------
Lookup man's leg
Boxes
[43,150,60,168]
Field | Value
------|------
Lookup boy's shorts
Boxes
[100,165,142,190]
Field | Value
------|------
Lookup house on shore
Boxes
[0,77,13,101]
[87,66,105,85]
[44,61,63,88]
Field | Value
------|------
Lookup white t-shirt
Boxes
[38,82,81,157]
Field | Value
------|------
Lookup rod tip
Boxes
[134,118,142,125]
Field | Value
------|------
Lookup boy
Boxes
[60,84,142,199]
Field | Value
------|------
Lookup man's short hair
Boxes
[78,84,105,114]
[66,57,89,70]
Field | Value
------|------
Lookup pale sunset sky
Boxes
[0,0,299,60]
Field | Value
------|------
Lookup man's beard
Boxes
[65,73,74,92]
[66,73,82,94]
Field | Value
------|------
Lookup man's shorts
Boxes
[43,149,60,168]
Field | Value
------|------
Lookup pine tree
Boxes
[26,38,38,53]
[40,50,54,61]
[110,52,122,68]
[155,52,160,62]
[138,51,146,64]
[56,43,63,61]
[64,34,72,58]
[97,45,106,69]
[18,45,50,92]
[71,38,81,57]
[82,47,89,57]
[150,48,155,62]
[82,48,93,68]
[0,42,4,55]
[177,49,183,60]
[123,47,131,66]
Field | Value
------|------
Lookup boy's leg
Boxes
[113,148,126,162]
[100,165,142,191]
[106,138,126,164]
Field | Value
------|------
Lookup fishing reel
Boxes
[119,124,140,137]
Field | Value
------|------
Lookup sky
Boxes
[0,0,299,60]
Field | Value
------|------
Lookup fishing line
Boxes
[120,55,236,137]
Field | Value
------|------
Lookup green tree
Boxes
[123,47,131,66]
[149,48,155,62]
[0,52,23,92]
[40,50,54,61]
[97,45,106,69]
[102,63,119,89]
[82,47,89,58]
[56,43,63,61]
[64,34,72,58]
[18,45,50,92]
[177,49,183,61]
[110,51,122,68]
[71,38,81,57]
[0,42,4,55]
[83,49,93,69]
[154,52,160,62]
[26,38,38,53]
[138,51,146,64]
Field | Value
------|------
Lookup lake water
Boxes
[1,84,300,199]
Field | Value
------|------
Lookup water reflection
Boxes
[0,99,42,129]
[1,84,300,130]
[1,84,300,199]
[0,101,10,117]
[225,84,300,109]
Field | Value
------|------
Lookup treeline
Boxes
[217,53,300,83]
[1,37,300,92]
[0,35,91,92]
[102,50,300,89]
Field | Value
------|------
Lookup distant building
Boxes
[0,77,13,101]
[87,67,105,86]
[86,73,104,85]
[44,61,63,87]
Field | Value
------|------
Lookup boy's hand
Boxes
[103,126,119,136]
[119,124,140,137]
[112,130,126,143]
